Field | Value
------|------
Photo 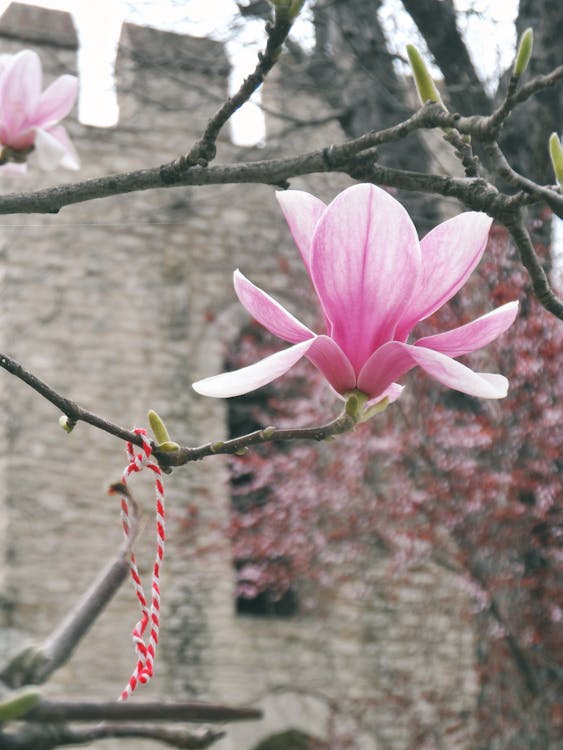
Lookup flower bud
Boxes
[548,132,563,189]
[58,415,75,433]
[271,0,304,21]
[157,441,180,453]
[148,409,171,445]
[513,28,533,77]
[0,688,41,721]
[406,45,443,106]
[289,0,305,19]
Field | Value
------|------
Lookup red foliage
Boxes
[225,221,562,746]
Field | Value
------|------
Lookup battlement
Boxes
[0,3,77,48]
[0,3,229,131]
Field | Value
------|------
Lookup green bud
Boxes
[58,415,75,433]
[210,441,224,453]
[148,410,171,445]
[234,447,248,456]
[548,132,563,189]
[513,28,533,77]
[261,426,276,439]
[406,45,443,106]
[271,0,304,22]
[0,688,41,722]
[157,441,180,453]
[289,0,305,19]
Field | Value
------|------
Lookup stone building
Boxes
[0,4,477,749]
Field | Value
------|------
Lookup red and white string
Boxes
[116,427,165,701]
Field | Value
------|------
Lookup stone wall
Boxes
[0,5,477,749]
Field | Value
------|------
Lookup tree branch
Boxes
[24,699,261,723]
[161,3,296,178]
[0,506,140,688]
[0,354,361,466]
[162,408,360,467]
[483,141,563,217]
[54,724,225,749]
[0,724,225,750]
[487,65,563,132]
[0,353,140,445]
[499,208,563,319]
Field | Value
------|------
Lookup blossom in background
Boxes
[0,50,79,172]
[193,184,518,403]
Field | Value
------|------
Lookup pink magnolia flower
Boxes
[193,184,518,403]
[0,50,79,171]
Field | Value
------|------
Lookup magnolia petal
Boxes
[34,127,68,170]
[192,339,315,398]
[234,269,314,344]
[276,190,326,276]
[415,300,519,357]
[0,54,13,77]
[0,50,42,139]
[305,334,357,394]
[357,342,417,398]
[36,75,78,126]
[311,184,420,372]
[358,341,509,399]
[397,212,492,338]
[408,346,509,398]
[44,125,79,170]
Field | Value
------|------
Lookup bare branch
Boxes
[0,106,438,215]
[55,724,225,749]
[161,4,296,177]
[0,509,140,688]
[162,408,359,467]
[0,95,560,216]
[499,209,563,319]
[0,353,140,446]
[483,141,563,217]
[24,699,261,723]
[0,723,225,750]
[488,65,563,132]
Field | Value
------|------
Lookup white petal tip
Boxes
[476,373,510,399]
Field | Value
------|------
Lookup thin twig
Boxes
[161,409,359,467]
[0,353,362,465]
[498,209,563,319]
[161,4,296,179]
[0,353,140,446]
[487,65,563,133]
[483,141,563,217]
[24,699,261,723]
